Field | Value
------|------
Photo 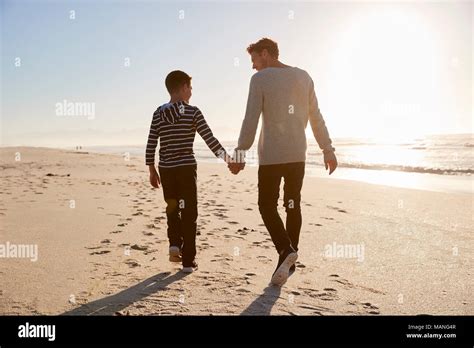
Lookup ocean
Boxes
[83,133,473,194]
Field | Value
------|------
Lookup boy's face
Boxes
[181,82,192,102]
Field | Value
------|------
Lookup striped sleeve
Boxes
[145,108,160,165]
[194,108,228,160]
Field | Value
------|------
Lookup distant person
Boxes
[228,38,338,286]
[146,70,233,273]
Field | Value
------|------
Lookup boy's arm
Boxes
[145,109,161,187]
[145,108,160,166]
[235,75,262,159]
[194,108,232,163]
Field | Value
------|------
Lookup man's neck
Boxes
[267,60,291,68]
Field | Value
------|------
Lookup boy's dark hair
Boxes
[165,70,192,94]
[247,38,279,59]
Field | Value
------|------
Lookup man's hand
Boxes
[148,166,161,188]
[324,151,338,175]
[228,162,245,175]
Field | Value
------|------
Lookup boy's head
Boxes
[165,70,192,102]
[247,38,279,71]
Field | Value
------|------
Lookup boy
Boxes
[146,70,233,273]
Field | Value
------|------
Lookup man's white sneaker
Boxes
[271,249,298,286]
[182,261,198,273]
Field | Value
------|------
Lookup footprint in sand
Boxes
[125,260,140,268]
[299,287,339,301]
[130,244,148,251]
[295,262,306,269]
[256,255,271,263]
[327,205,348,214]
[348,301,380,314]
[236,288,251,293]
[90,250,111,255]
[214,212,228,219]
[145,223,159,229]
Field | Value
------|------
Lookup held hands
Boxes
[228,161,245,175]
[324,151,338,175]
[224,149,245,175]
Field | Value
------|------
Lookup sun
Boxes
[325,6,438,141]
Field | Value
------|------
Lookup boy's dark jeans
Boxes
[258,162,305,254]
[158,164,198,266]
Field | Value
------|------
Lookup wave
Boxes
[306,161,473,175]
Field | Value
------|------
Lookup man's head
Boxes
[165,70,192,102]
[246,38,279,71]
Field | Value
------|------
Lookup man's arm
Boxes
[236,74,263,156]
[195,108,232,163]
[308,78,338,175]
[308,78,335,153]
[145,108,161,188]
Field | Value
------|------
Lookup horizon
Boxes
[1,131,472,149]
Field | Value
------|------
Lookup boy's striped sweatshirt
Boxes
[146,101,228,168]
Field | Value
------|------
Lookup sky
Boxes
[1,0,472,147]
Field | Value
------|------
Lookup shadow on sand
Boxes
[61,271,189,316]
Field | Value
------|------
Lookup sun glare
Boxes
[326,6,438,141]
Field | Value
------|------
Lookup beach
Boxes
[0,146,472,315]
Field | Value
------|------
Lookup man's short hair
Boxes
[165,70,192,94]
[247,38,279,59]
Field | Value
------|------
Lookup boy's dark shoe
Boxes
[169,246,182,262]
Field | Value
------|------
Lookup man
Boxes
[229,38,338,286]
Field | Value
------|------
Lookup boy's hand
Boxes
[149,171,161,188]
[148,165,161,188]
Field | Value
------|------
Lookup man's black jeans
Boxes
[158,164,198,266]
[258,162,305,254]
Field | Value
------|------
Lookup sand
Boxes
[0,147,472,315]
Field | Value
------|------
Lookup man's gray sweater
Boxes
[237,66,335,165]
